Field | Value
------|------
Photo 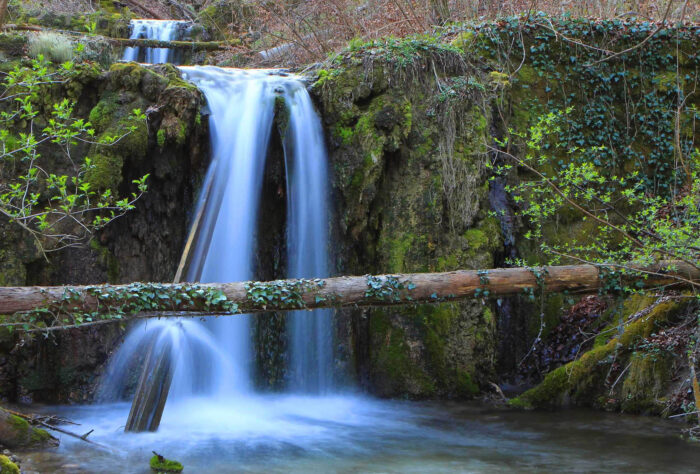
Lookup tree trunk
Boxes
[0,0,8,28]
[430,0,450,25]
[1,262,697,320]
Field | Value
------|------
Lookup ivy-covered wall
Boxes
[311,18,698,401]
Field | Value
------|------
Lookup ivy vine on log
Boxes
[1,261,698,334]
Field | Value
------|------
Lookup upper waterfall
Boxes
[123,19,188,64]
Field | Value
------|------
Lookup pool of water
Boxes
[17,396,700,473]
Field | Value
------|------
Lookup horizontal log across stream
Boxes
[4,24,229,50]
[1,262,698,321]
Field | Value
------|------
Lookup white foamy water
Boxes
[123,19,187,64]
[99,67,337,424]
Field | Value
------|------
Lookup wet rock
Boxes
[0,409,58,449]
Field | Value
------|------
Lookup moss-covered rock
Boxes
[314,43,498,398]
[150,454,183,473]
[0,455,19,474]
[510,297,686,411]
[0,409,57,449]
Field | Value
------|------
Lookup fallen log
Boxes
[1,262,698,321]
[2,24,228,51]
[112,37,227,50]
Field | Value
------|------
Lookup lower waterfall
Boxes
[98,66,336,424]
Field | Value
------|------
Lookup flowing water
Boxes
[99,66,335,409]
[282,78,333,394]
[123,19,188,64]
[17,401,700,473]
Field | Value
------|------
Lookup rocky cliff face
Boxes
[312,46,501,397]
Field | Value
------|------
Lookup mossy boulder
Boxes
[510,297,686,411]
[0,455,19,474]
[314,46,499,398]
[0,409,58,449]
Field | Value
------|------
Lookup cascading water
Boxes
[99,65,336,420]
[283,88,333,393]
[123,19,188,64]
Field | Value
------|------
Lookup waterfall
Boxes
[179,66,335,394]
[180,66,283,396]
[123,19,187,64]
[283,87,333,393]
[99,65,335,419]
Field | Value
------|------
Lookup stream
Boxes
[17,397,700,473]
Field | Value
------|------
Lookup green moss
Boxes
[88,94,119,130]
[383,233,415,273]
[157,128,166,147]
[8,414,29,433]
[450,31,475,52]
[30,427,51,443]
[516,65,538,85]
[176,121,187,146]
[620,352,670,414]
[85,153,123,192]
[150,454,183,473]
[512,297,683,409]
[369,310,435,397]
[274,95,290,137]
[108,62,145,90]
[0,455,19,474]
[455,370,480,396]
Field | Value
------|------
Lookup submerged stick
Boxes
[125,335,175,432]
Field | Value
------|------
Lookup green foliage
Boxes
[365,275,416,302]
[245,279,327,310]
[0,56,149,253]
[492,106,699,291]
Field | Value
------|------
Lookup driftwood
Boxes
[125,336,174,432]
[1,261,698,317]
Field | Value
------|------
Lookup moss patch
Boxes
[150,454,183,473]
[0,455,19,474]
[510,297,684,409]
